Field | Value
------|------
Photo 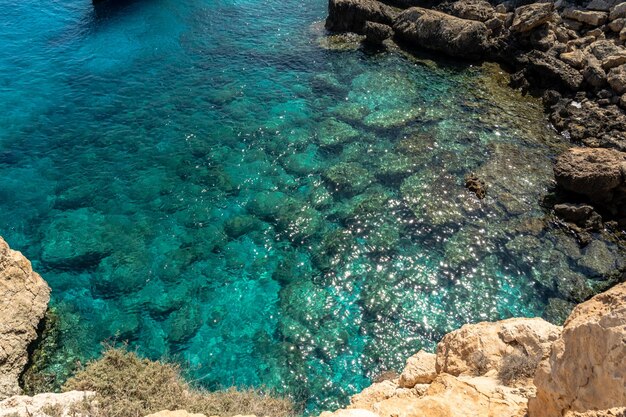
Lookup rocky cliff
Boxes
[0,237,50,399]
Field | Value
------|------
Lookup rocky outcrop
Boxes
[436,318,561,378]
[317,283,626,417]
[529,282,626,417]
[325,0,399,33]
[0,237,50,399]
[393,7,490,58]
[0,391,95,417]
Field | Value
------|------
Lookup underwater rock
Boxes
[0,237,50,399]
[543,297,576,325]
[317,119,360,148]
[530,282,626,417]
[163,303,203,345]
[393,7,490,59]
[554,203,602,230]
[464,174,486,199]
[324,162,375,195]
[40,208,113,270]
[577,239,621,277]
[224,215,263,239]
[247,191,290,220]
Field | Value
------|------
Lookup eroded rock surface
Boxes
[0,391,95,417]
[0,237,50,399]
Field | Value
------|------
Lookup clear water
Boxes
[1,0,623,412]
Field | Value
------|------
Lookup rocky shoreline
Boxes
[325,0,626,232]
[0,237,624,416]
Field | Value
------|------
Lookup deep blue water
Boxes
[1,0,624,412]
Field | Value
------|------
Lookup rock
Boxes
[524,50,584,91]
[553,147,626,202]
[511,3,555,33]
[326,0,398,33]
[554,203,602,229]
[144,411,208,417]
[610,2,626,20]
[320,410,381,417]
[0,391,95,417]
[0,237,50,399]
[609,17,626,32]
[529,282,626,417]
[363,21,394,44]
[563,8,608,26]
[370,374,528,417]
[393,7,490,59]
[464,174,487,199]
[348,380,416,410]
[560,50,588,69]
[578,239,620,277]
[583,56,608,88]
[323,162,375,195]
[435,318,561,378]
[398,350,437,388]
[608,64,626,93]
[448,0,495,22]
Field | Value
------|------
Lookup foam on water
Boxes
[1,0,623,412]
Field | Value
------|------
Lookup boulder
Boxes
[610,2,626,20]
[524,50,584,91]
[563,8,608,26]
[448,0,495,22]
[363,21,394,44]
[393,7,490,59]
[529,282,626,416]
[608,64,626,93]
[553,147,626,202]
[0,237,50,399]
[435,318,561,378]
[0,391,95,417]
[510,2,554,33]
[326,0,398,33]
[398,350,437,387]
[560,49,588,69]
[348,380,418,410]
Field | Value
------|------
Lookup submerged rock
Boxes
[0,237,50,399]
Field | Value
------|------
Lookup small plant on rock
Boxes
[498,352,540,386]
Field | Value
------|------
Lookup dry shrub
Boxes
[63,347,296,417]
[498,352,540,386]
[469,351,489,376]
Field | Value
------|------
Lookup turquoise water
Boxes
[1,0,624,411]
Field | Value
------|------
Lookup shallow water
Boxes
[0,0,624,412]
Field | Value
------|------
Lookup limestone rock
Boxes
[349,381,417,410]
[511,3,554,33]
[0,391,95,417]
[371,374,528,417]
[448,0,495,22]
[435,318,561,378]
[563,8,608,26]
[529,282,626,416]
[393,7,490,59]
[524,50,584,91]
[398,350,437,388]
[320,409,380,417]
[608,64,626,93]
[610,2,626,20]
[553,147,626,202]
[560,50,587,69]
[326,0,398,33]
[0,237,51,399]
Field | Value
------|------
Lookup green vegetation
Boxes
[63,347,297,417]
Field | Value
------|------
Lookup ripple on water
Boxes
[0,0,624,413]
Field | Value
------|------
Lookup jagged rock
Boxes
[609,17,626,32]
[563,8,608,26]
[554,203,603,229]
[363,21,394,44]
[560,50,588,69]
[553,147,626,202]
[524,50,584,91]
[144,411,208,417]
[0,237,50,399]
[584,56,608,87]
[608,64,626,93]
[393,7,490,59]
[568,409,626,417]
[398,350,437,388]
[511,3,554,33]
[529,282,626,416]
[325,0,398,33]
[348,380,417,410]
[435,318,561,378]
[0,391,95,417]
[610,2,626,20]
[448,0,495,22]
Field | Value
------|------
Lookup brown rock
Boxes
[398,351,437,388]
[435,318,561,378]
[0,237,50,399]
[363,21,393,44]
[560,50,588,69]
[583,56,608,87]
[524,50,584,90]
[608,64,626,93]
[610,2,626,20]
[448,0,495,22]
[609,17,626,32]
[349,381,418,410]
[511,3,554,33]
[393,8,490,59]
[325,0,398,33]
[0,391,96,417]
[553,147,626,202]
[563,8,608,26]
[529,283,626,417]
